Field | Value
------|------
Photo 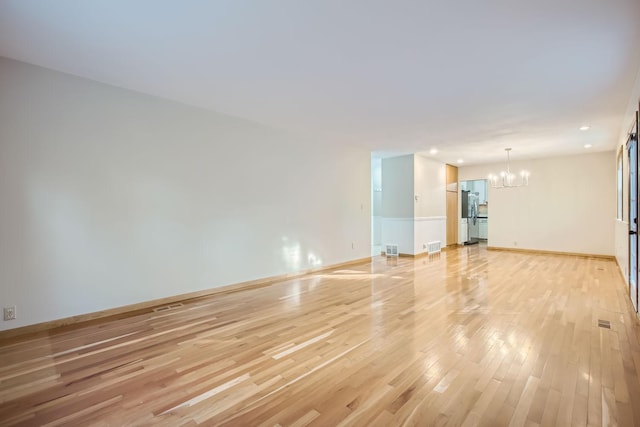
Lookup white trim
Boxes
[415,216,446,222]
[382,216,446,222]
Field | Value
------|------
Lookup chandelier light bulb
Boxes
[489,148,530,189]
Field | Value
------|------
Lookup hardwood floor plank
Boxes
[1,246,639,426]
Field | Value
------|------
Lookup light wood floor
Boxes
[1,246,640,426]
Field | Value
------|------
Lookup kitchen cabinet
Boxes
[460,219,468,243]
[478,219,488,239]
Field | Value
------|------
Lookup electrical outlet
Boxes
[4,306,16,321]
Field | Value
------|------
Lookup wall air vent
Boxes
[427,241,442,254]
[385,244,399,257]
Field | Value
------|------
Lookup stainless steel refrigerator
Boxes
[462,190,479,245]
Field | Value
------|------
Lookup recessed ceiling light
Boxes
[579,126,590,131]
[429,148,438,155]
[457,159,464,164]
[584,144,592,148]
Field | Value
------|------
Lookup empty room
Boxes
[1,1,640,426]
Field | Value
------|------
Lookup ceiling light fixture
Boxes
[584,144,592,148]
[457,158,464,164]
[429,148,438,155]
[488,148,529,189]
[579,125,590,131]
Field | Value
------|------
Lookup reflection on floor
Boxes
[1,246,639,425]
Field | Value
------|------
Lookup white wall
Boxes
[459,152,615,256]
[414,155,446,218]
[381,155,414,254]
[413,155,446,253]
[381,154,446,255]
[413,217,446,254]
[371,158,382,250]
[614,65,640,280]
[380,218,415,255]
[0,57,371,331]
[381,155,414,218]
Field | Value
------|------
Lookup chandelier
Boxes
[488,148,529,189]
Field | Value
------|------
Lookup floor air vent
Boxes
[385,244,399,257]
[597,319,611,329]
[153,302,184,313]
[427,241,442,254]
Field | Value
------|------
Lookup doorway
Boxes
[628,114,639,312]
[371,157,382,256]
[460,179,489,245]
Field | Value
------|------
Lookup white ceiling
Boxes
[1,1,639,165]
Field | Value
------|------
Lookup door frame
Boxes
[628,111,639,313]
